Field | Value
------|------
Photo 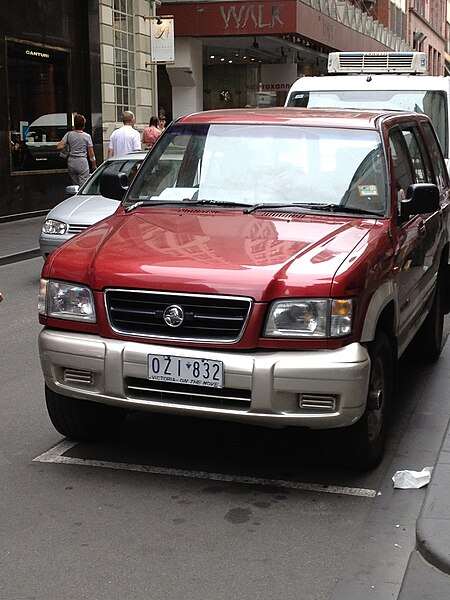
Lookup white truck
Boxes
[285,52,450,161]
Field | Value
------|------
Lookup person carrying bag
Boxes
[57,114,97,186]
[59,135,70,161]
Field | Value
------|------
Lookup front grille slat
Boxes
[126,377,251,410]
[68,224,89,234]
[105,289,252,343]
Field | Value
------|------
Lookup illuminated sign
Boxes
[25,49,50,58]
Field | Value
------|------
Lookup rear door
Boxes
[388,121,443,350]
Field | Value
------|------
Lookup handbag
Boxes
[59,132,71,160]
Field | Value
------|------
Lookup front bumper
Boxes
[39,233,73,258]
[39,329,371,429]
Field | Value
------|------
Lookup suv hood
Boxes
[46,208,378,300]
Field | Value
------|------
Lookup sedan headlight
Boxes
[42,219,69,235]
[264,298,353,338]
[38,279,96,322]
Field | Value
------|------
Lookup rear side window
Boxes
[421,121,449,191]
[389,127,415,203]
[400,127,432,183]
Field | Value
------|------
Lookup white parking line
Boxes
[33,440,379,498]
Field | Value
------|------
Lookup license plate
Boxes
[148,354,224,388]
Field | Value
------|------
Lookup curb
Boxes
[415,417,450,574]
[0,248,41,266]
[398,418,450,597]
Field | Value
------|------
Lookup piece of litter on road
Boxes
[392,467,433,489]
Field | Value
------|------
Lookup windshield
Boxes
[287,89,448,156]
[126,123,388,215]
[80,157,142,195]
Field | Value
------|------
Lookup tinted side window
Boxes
[400,127,432,183]
[389,127,414,208]
[421,121,449,191]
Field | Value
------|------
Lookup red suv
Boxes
[38,108,450,469]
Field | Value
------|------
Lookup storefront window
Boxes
[7,40,70,173]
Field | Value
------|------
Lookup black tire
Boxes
[336,332,394,470]
[410,277,444,363]
[45,384,127,442]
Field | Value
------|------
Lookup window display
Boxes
[7,40,70,173]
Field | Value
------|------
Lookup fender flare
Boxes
[360,280,398,343]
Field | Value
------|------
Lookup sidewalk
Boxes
[1,215,450,597]
[0,215,44,265]
[398,414,450,597]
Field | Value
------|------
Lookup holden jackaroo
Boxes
[38,108,450,469]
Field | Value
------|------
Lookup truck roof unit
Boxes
[327,51,427,74]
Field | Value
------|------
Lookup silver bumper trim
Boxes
[39,329,371,429]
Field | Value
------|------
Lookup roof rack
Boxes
[327,52,427,74]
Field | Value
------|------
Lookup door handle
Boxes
[418,221,426,236]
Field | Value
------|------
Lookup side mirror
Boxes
[400,183,440,218]
[99,172,129,201]
[65,185,79,195]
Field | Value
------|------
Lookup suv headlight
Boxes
[38,279,96,322]
[264,298,353,338]
[42,219,69,235]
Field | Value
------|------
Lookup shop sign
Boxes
[25,49,50,59]
[163,1,297,37]
[260,64,298,91]
[220,4,284,29]
[149,16,175,64]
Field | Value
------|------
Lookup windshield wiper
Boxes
[125,200,179,213]
[304,203,383,217]
[244,202,383,217]
[181,198,251,208]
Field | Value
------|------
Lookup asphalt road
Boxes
[1,257,449,600]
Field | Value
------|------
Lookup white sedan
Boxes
[39,152,147,258]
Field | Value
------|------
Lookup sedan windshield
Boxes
[127,123,388,215]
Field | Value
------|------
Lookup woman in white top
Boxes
[57,114,97,186]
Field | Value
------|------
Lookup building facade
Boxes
[157,0,413,118]
[1,0,448,219]
[0,0,159,220]
[0,0,102,218]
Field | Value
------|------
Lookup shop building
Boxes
[0,0,102,219]
[1,0,159,220]
[157,0,412,118]
[1,0,447,219]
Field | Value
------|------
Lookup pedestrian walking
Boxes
[108,110,141,158]
[142,116,162,150]
[57,114,97,187]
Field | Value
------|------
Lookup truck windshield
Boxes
[126,123,387,216]
[286,89,448,157]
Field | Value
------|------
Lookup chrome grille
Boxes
[68,224,89,234]
[105,289,252,343]
[63,368,94,385]
[126,377,251,410]
[299,393,338,412]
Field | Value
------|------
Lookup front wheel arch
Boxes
[334,331,394,470]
